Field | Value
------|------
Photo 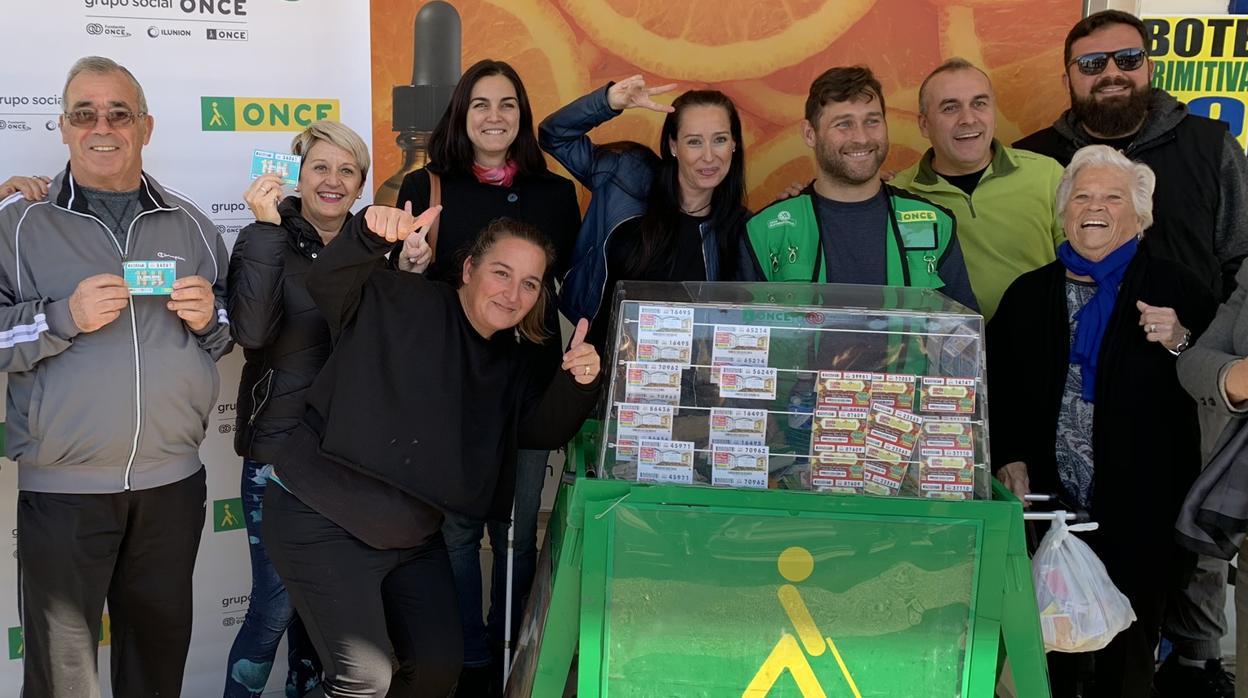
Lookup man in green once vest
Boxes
[742,65,978,313]
[892,58,1065,322]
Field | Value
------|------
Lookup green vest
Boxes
[744,186,958,376]
[744,185,956,290]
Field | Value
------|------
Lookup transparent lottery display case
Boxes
[508,282,1049,698]
[600,281,990,501]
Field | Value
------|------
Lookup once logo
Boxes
[897,210,938,224]
[181,0,247,15]
[86,23,104,34]
[206,27,248,41]
[743,547,864,697]
[201,96,339,132]
[213,497,245,532]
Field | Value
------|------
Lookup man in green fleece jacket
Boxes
[893,58,1065,322]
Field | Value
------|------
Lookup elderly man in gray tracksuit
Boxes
[0,56,232,696]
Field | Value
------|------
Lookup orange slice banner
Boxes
[370,0,1080,209]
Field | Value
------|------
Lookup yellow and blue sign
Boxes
[201,96,340,132]
[1146,15,1248,151]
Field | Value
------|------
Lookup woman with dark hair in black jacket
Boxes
[395,58,581,694]
[539,75,750,352]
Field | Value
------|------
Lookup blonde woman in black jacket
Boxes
[224,120,379,697]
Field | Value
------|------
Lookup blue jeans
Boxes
[224,459,322,697]
[443,449,548,667]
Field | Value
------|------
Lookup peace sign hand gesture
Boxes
[607,75,677,114]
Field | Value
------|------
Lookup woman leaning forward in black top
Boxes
[261,209,601,698]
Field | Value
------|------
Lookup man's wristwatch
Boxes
[1169,330,1191,356]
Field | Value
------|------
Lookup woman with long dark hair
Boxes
[395,58,581,694]
[539,75,749,350]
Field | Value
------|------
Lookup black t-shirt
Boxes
[939,166,988,197]
[673,212,711,282]
[814,188,889,285]
[589,213,709,350]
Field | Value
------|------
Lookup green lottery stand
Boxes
[506,282,1050,698]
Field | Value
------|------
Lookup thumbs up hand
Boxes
[561,318,601,385]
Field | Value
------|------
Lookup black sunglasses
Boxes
[63,108,145,128]
[1068,48,1147,76]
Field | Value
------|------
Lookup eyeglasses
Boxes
[1068,48,1147,76]
[62,108,146,128]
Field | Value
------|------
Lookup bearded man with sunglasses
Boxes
[1016,13,1248,698]
[0,56,231,696]
[1017,10,1248,305]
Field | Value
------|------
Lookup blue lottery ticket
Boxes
[123,260,177,295]
[249,149,301,186]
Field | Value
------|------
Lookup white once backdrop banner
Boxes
[0,1,372,695]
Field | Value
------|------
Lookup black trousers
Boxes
[263,483,462,698]
[17,468,207,698]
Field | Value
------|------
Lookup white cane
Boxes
[503,500,516,686]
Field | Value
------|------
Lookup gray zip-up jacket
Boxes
[0,168,232,494]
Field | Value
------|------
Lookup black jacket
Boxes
[397,167,579,285]
[280,210,599,522]
[987,246,1216,592]
[1015,90,1248,300]
[398,167,580,371]
[227,197,351,464]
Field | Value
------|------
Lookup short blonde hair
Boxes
[290,120,370,181]
[1056,144,1155,233]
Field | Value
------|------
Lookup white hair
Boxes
[1055,144,1155,232]
[62,56,148,114]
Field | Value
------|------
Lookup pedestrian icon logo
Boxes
[208,101,226,127]
[213,498,245,532]
[743,546,863,698]
[201,97,236,131]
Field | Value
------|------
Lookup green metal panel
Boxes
[583,500,982,697]
[509,428,1050,698]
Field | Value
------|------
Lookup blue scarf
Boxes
[1056,237,1139,402]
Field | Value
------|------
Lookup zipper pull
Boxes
[924,254,936,275]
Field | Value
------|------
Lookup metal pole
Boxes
[503,501,516,684]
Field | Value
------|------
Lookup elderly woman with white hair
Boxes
[987,144,1217,697]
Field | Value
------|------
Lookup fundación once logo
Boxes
[213,497,245,532]
[201,96,339,132]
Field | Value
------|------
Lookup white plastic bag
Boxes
[1031,517,1136,653]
